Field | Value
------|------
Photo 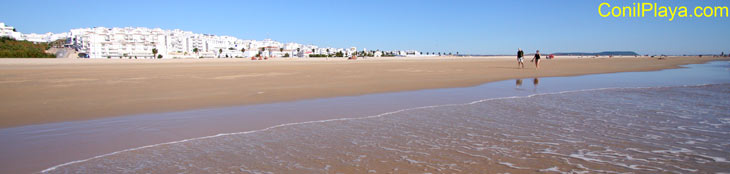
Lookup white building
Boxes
[2,22,421,59]
[0,23,22,40]
[21,32,69,43]
[405,50,421,57]
[70,27,165,58]
[0,22,67,43]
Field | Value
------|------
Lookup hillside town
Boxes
[1,22,429,59]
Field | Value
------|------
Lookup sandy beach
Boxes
[5,1,730,173]
[0,56,726,128]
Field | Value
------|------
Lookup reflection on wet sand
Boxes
[45,84,730,173]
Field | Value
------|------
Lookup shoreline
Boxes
[43,84,694,173]
[33,61,730,174]
[2,60,728,174]
[0,56,727,128]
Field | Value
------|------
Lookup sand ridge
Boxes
[0,56,726,128]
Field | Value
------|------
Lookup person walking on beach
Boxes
[531,50,541,69]
[517,48,524,68]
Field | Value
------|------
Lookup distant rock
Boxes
[552,51,639,56]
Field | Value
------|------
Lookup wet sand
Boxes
[0,56,726,128]
[44,84,730,173]
[2,60,728,174]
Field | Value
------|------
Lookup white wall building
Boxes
[405,50,421,57]
[2,22,421,59]
[70,27,165,58]
[21,32,69,43]
[1,22,67,43]
[0,23,22,40]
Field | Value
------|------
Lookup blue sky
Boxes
[1,0,728,55]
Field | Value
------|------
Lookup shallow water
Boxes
[44,83,730,173]
[1,61,729,173]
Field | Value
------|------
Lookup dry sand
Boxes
[0,56,726,128]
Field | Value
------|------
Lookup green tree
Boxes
[152,48,158,59]
[279,48,284,52]
[157,54,163,59]
[193,48,199,54]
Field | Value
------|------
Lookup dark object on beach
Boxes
[349,55,357,60]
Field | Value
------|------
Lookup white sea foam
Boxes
[497,162,530,170]
[538,166,561,172]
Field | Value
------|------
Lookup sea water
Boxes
[43,84,730,173]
